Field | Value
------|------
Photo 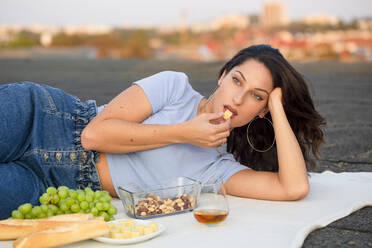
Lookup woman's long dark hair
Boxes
[221,44,326,171]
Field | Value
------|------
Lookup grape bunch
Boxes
[11,186,117,221]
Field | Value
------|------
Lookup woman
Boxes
[0,45,325,219]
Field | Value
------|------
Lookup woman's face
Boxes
[209,59,274,128]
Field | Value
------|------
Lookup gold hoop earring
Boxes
[246,116,275,153]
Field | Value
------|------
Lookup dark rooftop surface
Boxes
[1,58,371,247]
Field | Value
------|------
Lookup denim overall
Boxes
[0,82,101,219]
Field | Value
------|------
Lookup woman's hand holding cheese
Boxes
[179,112,231,148]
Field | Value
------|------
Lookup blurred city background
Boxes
[1,0,371,61]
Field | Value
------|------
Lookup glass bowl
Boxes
[118,177,201,219]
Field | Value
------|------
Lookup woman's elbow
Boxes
[81,127,99,151]
[285,183,310,201]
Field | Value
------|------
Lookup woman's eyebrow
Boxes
[255,88,269,95]
[235,70,247,82]
[235,70,269,95]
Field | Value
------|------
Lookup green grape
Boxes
[40,204,48,213]
[76,189,84,195]
[24,213,33,219]
[39,193,49,205]
[86,190,94,197]
[91,207,99,216]
[80,201,89,210]
[51,194,60,204]
[85,194,93,203]
[102,195,112,203]
[59,202,68,212]
[101,190,110,196]
[46,186,57,195]
[18,203,33,214]
[58,189,68,199]
[12,210,24,219]
[46,210,54,217]
[102,202,110,211]
[107,205,117,215]
[105,195,112,203]
[94,190,103,199]
[95,202,104,211]
[58,186,69,192]
[65,198,75,207]
[49,205,58,214]
[109,216,115,221]
[77,193,85,202]
[31,206,42,216]
[99,211,109,220]
[70,204,80,213]
[58,199,65,207]
[11,186,116,221]
[69,190,78,199]
[84,187,93,193]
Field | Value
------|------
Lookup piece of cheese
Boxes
[148,222,158,232]
[135,225,145,235]
[106,219,159,240]
[119,220,134,230]
[143,227,153,235]
[122,230,132,239]
[131,231,141,238]
[109,230,125,239]
[223,109,233,120]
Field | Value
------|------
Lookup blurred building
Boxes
[301,14,340,26]
[191,14,250,32]
[357,18,372,30]
[261,1,289,27]
[62,25,112,35]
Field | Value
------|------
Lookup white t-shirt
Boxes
[103,71,248,195]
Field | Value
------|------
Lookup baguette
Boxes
[0,214,93,240]
[13,218,108,248]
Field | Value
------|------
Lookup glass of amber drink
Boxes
[193,178,229,224]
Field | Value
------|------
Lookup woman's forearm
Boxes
[270,102,309,198]
[81,119,184,153]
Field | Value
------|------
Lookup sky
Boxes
[1,0,371,27]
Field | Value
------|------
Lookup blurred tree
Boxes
[119,29,153,58]
[1,31,39,48]
[52,33,87,46]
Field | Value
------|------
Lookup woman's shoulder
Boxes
[151,71,190,87]
[158,70,187,77]
[134,71,190,89]
[136,70,192,95]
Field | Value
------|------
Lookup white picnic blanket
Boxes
[1,171,371,248]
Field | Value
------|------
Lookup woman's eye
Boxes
[253,93,263,101]
[232,77,241,85]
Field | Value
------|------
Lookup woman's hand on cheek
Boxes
[180,112,231,148]
[268,87,283,112]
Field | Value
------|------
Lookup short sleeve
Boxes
[133,71,190,114]
[218,145,252,184]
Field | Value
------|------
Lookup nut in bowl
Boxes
[118,177,201,219]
